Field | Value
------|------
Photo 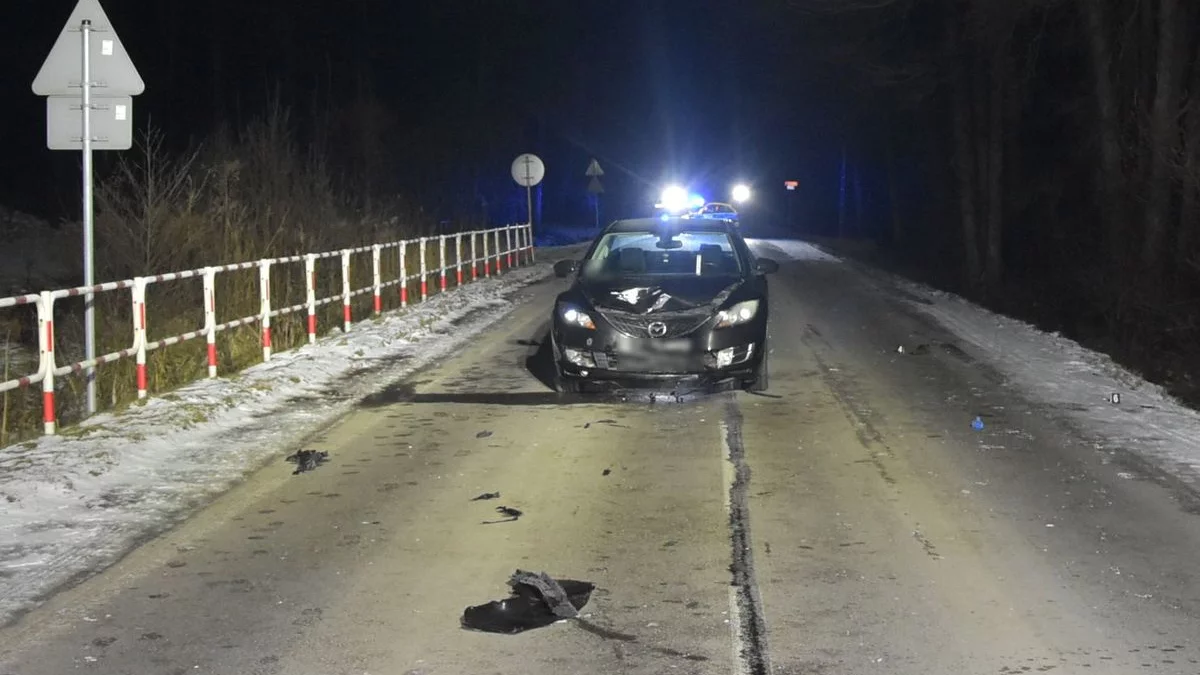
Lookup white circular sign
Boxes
[511,153,545,187]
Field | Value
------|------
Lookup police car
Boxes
[686,202,739,225]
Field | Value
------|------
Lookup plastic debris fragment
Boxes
[285,450,329,474]
[461,570,595,634]
[482,506,523,524]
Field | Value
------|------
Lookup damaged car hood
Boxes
[581,277,743,314]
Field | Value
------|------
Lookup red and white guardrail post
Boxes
[438,235,447,292]
[495,229,504,273]
[483,231,491,278]
[204,267,218,375]
[132,277,148,399]
[341,249,352,332]
[304,255,317,344]
[38,291,56,435]
[372,244,383,315]
[455,232,464,286]
[259,260,273,361]
[527,223,535,263]
[507,226,515,269]
[399,242,408,308]
[419,237,428,301]
[470,231,479,280]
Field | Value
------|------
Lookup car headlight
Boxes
[558,303,596,330]
[715,300,760,329]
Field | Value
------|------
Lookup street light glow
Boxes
[732,184,752,203]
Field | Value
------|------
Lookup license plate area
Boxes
[643,338,692,354]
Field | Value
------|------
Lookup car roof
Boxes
[604,217,735,234]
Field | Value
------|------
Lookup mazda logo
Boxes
[647,321,668,338]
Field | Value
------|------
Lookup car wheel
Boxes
[747,342,769,392]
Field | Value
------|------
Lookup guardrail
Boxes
[1,224,534,436]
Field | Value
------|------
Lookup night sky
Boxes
[1,0,845,227]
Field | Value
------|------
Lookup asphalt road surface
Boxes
[2,240,1198,675]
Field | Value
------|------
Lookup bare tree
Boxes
[1078,0,1125,268]
[1142,0,1184,273]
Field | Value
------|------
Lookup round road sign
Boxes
[511,153,545,187]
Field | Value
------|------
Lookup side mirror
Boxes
[754,258,780,275]
[553,259,579,278]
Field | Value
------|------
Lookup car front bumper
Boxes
[552,316,765,390]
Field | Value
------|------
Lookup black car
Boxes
[550,217,779,393]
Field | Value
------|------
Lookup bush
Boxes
[1,104,471,446]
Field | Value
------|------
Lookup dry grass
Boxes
[0,105,502,446]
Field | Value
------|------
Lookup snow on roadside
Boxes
[0,244,582,627]
[875,264,1200,487]
[754,238,842,263]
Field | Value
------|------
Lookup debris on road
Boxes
[482,506,523,524]
[476,430,493,439]
[602,468,612,476]
[461,570,595,634]
[1109,393,1121,404]
[285,450,329,475]
[471,491,501,501]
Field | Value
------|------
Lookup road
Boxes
[2,240,1198,675]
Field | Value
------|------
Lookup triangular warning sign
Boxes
[587,176,604,194]
[585,159,604,177]
[33,0,144,97]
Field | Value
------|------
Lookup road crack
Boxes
[722,397,772,675]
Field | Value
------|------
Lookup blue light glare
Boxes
[660,213,670,222]
[688,194,705,209]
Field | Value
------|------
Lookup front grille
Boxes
[599,311,710,339]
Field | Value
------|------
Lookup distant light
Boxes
[660,185,689,213]
[660,213,670,222]
[732,184,751,203]
[688,194,705,209]
[784,180,799,191]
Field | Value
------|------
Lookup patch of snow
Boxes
[751,239,841,263]
[0,243,585,627]
[888,274,1200,487]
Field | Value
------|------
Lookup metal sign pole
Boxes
[526,185,533,230]
[81,19,97,414]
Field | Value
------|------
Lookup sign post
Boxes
[585,158,604,230]
[32,0,144,416]
[511,153,545,234]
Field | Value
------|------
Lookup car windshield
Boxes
[580,230,743,280]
